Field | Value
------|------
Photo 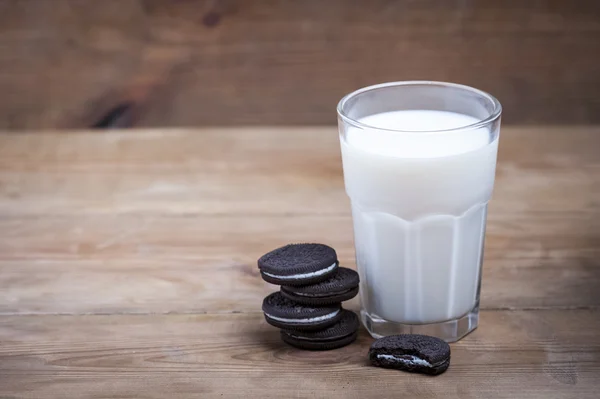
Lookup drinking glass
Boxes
[337,81,502,342]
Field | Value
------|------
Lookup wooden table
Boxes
[0,127,598,398]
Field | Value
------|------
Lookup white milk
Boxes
[340,110,498,324]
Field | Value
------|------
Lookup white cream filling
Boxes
[292,288,353,297]
[266,309,340,324]
[288,334,341,342]
[377,354,432,367]
[262,263,337,280]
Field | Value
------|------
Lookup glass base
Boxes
[361,306,479,343]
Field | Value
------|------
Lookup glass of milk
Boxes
[337,81,502,342]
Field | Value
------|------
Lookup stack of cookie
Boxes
[258,243,360,350]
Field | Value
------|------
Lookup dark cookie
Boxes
[280,310,360,350]
[280,267,359,305]
[258,243,338,286]
[262,292,342,331]
[369,334,451,375]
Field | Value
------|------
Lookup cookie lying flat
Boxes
[262,292,342,331]
[280,267,359,305]
[258,243,338,286]
[281,310,359,350]
[369,334,451,375]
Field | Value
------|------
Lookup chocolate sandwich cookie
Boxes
[262,292,342,331]
[258,243,339,286]
[280,310,359,350]
[369,334,451,375]
[280,267,359,305]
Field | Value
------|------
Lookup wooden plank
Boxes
[0,213,598,315]
[0,127,598,216]
[0,311,599,398]
[1,1,599,129]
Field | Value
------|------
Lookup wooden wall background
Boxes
[0,0,599,130]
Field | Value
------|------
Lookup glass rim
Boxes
[337,81,502,134]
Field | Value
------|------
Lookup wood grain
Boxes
[1,0,599,129]
[1,311,599,398]
[0,126,598,397]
